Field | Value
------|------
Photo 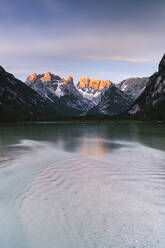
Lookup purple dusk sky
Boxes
[0,0,165,83]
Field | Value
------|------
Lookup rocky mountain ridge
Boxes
[26,72,96,114]
[1,54,165,122]
[129,54,165,120]
[26,72,131,116]
[0,66,61,122]
[117,77,148,101]
[78,77,111,92]
[76,77,111,104]
[88,84,132,115]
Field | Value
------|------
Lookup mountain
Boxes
[3,62,161,122]
[26,74,131,117]
[0,67,133,122]
[88,83,132,116]
[129,54,165,120]
[116,77,148,101]
[77,77,111,103]
[26,73,95,115]
[77,77,132,116]
[0,66,60,122]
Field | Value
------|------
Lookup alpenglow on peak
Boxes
[78,77,111,91]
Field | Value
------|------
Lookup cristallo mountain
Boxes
[77,77,111,105]
[26,72,95,115]
[77,77,111,94]
[129,54,165,120]
[117,77,148,101]
[26,73,131,117]
[77,77,132,116]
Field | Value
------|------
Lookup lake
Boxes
[0,123,165,248]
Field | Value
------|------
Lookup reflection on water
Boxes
[80,138,109,157]
[0,123,165,248]
[80,138,125,157]
[0,123,165,155]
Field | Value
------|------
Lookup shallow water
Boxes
[0,123,165,248]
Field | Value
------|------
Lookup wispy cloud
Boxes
[0,25,163,60]
[0,0,165,81]
[84,56,155,63]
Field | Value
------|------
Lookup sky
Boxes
[0,0,165,83]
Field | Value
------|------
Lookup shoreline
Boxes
[0,120,164,125]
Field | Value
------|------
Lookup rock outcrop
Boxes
[41,72,52,82]
[98,80,111,91]
[78,77,111,91]
[77,77,111,105]
[27,72,38,82]
[62,76,73,83]
[79,77,90,88]
[159,54,165,73]
[129,54,165,120]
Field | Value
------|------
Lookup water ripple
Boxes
[0,139,165,248]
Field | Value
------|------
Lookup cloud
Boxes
[0,24,164,61]
[0,0,165,81]
[84,56,154,63]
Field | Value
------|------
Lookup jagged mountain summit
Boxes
[26,73,131,117]
[26,72,95,115]
[77,77,132,116]
[26,72,72,98]
[76,77,111,106]
[129,54,165,120]
[116,77,148,101]
[77,77,111,97]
